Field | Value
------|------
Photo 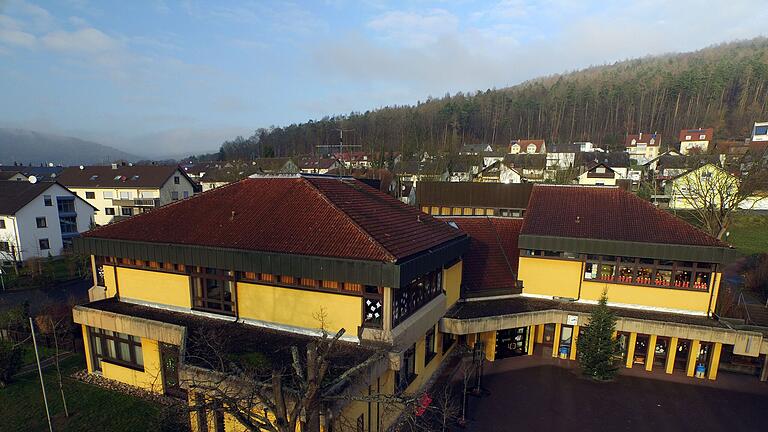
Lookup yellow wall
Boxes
[116,267,192,309]
[444,260,463,308]
[519,256,719,314]
[103,265,118,298]
[519,257,583,298]
[581,277,719,314]
[83,325,165,393]
[238,282,361,332]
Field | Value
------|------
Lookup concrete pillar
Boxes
[687,340,701,377]
[708,342,722,381]
[569,325,580,361]
[625,332,637,368]
[467,333,477,349]
[482,331,497,362]
[551,323,561,358]
[646,334,657,372]
[536,324,544,344]
[527,325,535,356]
[666,337,678,374]
[760,355,768,382]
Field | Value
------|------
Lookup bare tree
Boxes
[670,162,768,239]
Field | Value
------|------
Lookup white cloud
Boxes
[367,9,458,47]
[41,27,121,54]
[0,27,36,47]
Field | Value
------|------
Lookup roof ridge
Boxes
[302,177,397,262]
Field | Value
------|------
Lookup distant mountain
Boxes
[218,37,768,159]
[0,128,141,166]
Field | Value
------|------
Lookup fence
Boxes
[0,327,81,354]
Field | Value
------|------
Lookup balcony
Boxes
[112,198,160,208]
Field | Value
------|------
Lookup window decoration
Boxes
[362,286,383,328]
[584,256,714,291]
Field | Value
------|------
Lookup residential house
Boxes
[198,159,299,191]
[662,164,767,211]
[546,143,581,169]
[751,121,768,142]
[72,174,469,431]
[474,160,523,184]
[626,132,662,164]
[503,154,547,182]
[645,152,722,182]
[510,139,546,154]
[333,152,374,169]
[481,151,505,168]
[417,181,533,217]
[447,157,482,182]
[57,164,196,226]
[576,163,620,186]
[679,128,714,155]
[297,157,342,174]
[0,171,28,181]
[440,185,766,383]
[0,180,94,263]
[459,143,494,155]
[393,160,449,183]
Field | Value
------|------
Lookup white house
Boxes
[626,132,661,164]
[57,164,196,226]
[0,180,95,264]
[577,163,620,186]
[510,139,546,154]
[679,128,714,155]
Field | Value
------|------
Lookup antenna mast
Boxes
[315,127,360,177]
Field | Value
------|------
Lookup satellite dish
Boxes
[28,175,38,184]
[79,165,84,170]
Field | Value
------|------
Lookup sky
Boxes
[1,0,767,158]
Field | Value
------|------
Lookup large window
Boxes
[392,269,442,327]
[88,327,144,371]
[59,216,77,234]
[57,197,75,213]
[584,256,714,291]
[424,328,437,366]
[397,344,417,392]
[191,267,235,315]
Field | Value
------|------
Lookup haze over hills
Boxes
[0,128,141,166]
[218,38,768,160]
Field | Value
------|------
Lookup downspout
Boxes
[11,216,22,262]
[706,266,718,317]
[576,258,585,301]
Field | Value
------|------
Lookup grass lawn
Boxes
[726,213,768,256]
[0,355,166,432]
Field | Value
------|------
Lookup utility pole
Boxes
[315,128,360,177]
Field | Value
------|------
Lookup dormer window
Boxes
[510,144,520,153]
[685,135,691,140]
[650,138,655,145]
[699,134,706,140]
[527,144,537,153]
[631,139,636,145]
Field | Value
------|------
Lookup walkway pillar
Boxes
[625,332,637,368]
[536,324,544,344]
[666,337,678,374]
[761,355,768,382]
[646,334,657,372]
[708,342,722,380]
[551,323,561,358]
[687,340,701,377]
[569,325,580,361]
[527,326,535,356]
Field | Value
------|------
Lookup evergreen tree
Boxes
[578,290,621,381]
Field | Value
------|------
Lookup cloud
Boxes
[0,27,36,47]
[367,9,458,47]
[41,27,121,53]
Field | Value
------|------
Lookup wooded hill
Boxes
[218,38,768,160]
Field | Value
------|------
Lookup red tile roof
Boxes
[513,139,545,153]
[679,128,714,142]
[520,185,727,247]
[625,132,661,147]
[83,176,465,263]
[442,217,522,294]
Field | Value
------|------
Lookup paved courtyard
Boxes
[463,355,768,432]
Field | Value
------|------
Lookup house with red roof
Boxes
[626,132,662,164]
[509,139,546,154]
[679,128,714,155]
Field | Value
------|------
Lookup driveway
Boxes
[464,356,768,432]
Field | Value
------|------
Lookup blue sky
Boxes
[1,0,767,158]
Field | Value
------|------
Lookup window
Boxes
[194,393,207,432]
[103,191,113,199]
[85,191,95,199]
[0,242,9,252]
[526,144,537,153]
[105,207,115,215]
[596,167,606,174]
[57,198,75,213]
[121,207,133,216]
[36,217,47,228]
[392,269,442,327]
[174,176,180,184]
[0,220,5,229]
[685,135,692,140]
[44,195,52,206]
[191,267,235,315]
[183,191,189,199]
[88,327,144,371]
[38,239,50,250]
[171,191,179,201]
[363,286,383,328]
[699,134,706,140]
[59,216,77,234]
[96,263,105,286]
[120,191,131,199]
[424,327,437,366]
[584,256,712,291]
[397,344,417,391]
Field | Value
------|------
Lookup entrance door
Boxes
[160,343,184,398]
[495,327,529,359]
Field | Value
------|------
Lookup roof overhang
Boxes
[74,235,469,288]
[518,234,740,264]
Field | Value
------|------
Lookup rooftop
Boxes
[520,185,727,247]
[83,175,466,263]
[440,217,522,297]
[0,180,56,215]
[57,164,185,188]
[416,181,533,209]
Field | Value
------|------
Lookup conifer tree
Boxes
[578,289,621,381]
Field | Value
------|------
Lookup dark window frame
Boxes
[190,267,236,316]
[424,327,437,366]
[397,344,417,392]
[38,238,50,250]
[43,195,52,206]
[121,207,133,216]
[88,326,144,371]
[584,256,713,291]
[85,191,96,199]
[105,207,116,215]
[36,217,47,228]
[0,219,5,229]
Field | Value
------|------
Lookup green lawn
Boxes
[0,356,167,432]
[726,214,768,256]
